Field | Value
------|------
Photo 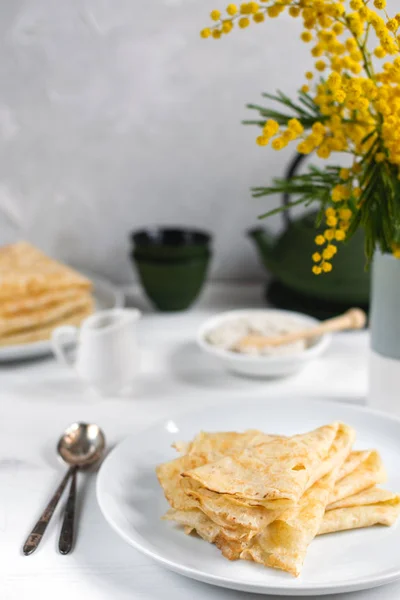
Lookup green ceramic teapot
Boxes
[248,154,370,305]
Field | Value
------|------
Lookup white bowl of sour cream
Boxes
[197,309,331,378]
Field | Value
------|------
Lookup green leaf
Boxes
[258,197,310,219]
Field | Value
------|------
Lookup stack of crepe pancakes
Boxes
[157,423,400,576]
[0,242,94,346]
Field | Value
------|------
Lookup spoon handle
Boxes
[236,308,367,350]
[58,467,77,555]
[23,466,74,555]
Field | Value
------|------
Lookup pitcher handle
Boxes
[51,326,78,368]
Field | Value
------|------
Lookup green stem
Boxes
[340,15,375,80]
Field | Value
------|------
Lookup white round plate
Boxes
[197,309,331,378]
[0,273,124,362]
[97,398,400,596]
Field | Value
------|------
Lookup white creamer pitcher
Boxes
[51,308,141,395]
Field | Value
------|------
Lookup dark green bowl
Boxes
[131,253,211,311]
[132,246,210,262]
[130,227,212,261]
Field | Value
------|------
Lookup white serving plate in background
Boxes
[196,309,331,378]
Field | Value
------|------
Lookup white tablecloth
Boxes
[3,282,397,600]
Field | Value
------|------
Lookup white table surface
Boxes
[3,282,398,600]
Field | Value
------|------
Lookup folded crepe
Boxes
[0,303,93,346]
[0,241,91,300]
[320,487,400,535]
[238,422,355,576]
[181,423,341,512]
[172,429,279,458]
[157,430,278,516]
[335,449,371,480]
[187,424,357,538]
[162,427,398,577]
[160,425,346,534]
[159,429,299,535]
[160,424,343,538]
[0,241,94,346]
[163,446,380,542]
[165,472,345,572]
[165,487,400,551]
[0,292,93,337]
[328,450,387,508]
[0,288,89,317]
[161,425,351,564]
[328,449,386,507]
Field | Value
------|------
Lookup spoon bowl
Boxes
[57,423,106,468]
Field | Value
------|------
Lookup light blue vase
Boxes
[370,252,400,360]
[369,252,400,414]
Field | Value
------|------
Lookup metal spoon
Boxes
[57,423,106,555]
[23,423,106,556]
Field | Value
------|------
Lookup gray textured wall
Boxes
[0,0,316,282]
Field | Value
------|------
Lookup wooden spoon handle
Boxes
[236,308,367,350]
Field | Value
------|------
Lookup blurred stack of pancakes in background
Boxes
[0,242,94,346]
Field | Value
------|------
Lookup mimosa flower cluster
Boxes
[201,0,400,273]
